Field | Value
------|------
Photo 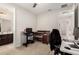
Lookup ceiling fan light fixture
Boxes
[33,3,37,8]
[61,4,68,8]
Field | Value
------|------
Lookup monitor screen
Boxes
[26,28,32,33]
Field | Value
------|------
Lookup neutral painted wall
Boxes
[37,11,58,31]
[14,7,37,47]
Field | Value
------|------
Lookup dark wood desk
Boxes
[23,32,34,46]
[34,31,50,44]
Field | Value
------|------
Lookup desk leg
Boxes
[26,35,28,46]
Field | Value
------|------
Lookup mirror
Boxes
[0,18,12,33]
[0,7,13,33]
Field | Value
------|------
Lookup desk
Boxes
[60,40,79,55]
[23,32,34,46]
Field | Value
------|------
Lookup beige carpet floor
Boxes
[0,42,51,55]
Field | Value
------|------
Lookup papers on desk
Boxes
[60,40,79,55]
[28,36,33,40]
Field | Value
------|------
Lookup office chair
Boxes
[49,29,61,55]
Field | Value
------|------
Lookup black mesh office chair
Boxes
[49,29,61,55]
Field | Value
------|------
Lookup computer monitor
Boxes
[26,28,32,33]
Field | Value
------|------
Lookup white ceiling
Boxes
[15,3,66,15]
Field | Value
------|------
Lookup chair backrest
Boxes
[52,29,60,36]
[50,29,61,45]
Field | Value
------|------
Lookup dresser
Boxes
[0,33,13,45]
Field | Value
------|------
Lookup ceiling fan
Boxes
[33,3,37,8]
